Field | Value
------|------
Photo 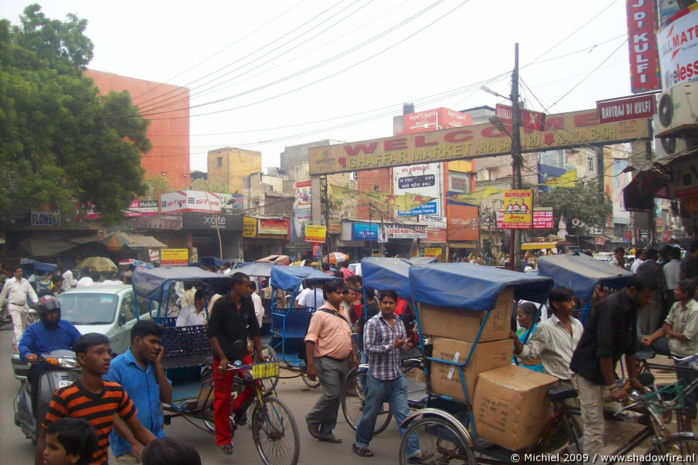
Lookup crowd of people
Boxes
[5,243,698,464]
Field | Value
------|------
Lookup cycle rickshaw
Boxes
[131,266,300,465]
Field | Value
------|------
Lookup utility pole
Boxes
[323,176,332,255]
[510,43,523,272]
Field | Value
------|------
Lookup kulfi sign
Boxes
[309,109,650,175]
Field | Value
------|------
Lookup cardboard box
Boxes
[473,365,559,451]
[429,337,512,403]
[419,287,513,342]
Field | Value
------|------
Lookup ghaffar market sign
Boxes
[309,109,649,175]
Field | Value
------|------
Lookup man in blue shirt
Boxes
[19,295,81,414]
[105,320,173,463]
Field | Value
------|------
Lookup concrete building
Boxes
[207,147,262,194]
[84,70,191,190]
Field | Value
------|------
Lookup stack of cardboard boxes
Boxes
[419,287,560,451]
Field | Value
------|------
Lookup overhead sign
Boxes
[243,216,257,238]
[597,94,656,124]
[625,0,661,92]
[494,104,546,130]
[501,190,532,229]
[304,225,326,244]
[309,109,650,175]
[161,248,188,266]
[658,4,698,88]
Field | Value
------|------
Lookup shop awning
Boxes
[128,234,167,248]
[622,151,698,210]
[19,238,78,257]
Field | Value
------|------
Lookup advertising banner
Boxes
[149,249,160,262]
[161,248,188,266]
[502,190,533,229]
[626,0,661,93]
[496,209,553,229]
[124,200,158,218]
[295,181,312,209]
[328,211,342,234]
[161,191,221,214]
[419,215,447,228]
[426,228,447,243]
[446,200,479,242]
[424,247,443,258]
[658,4,698,88]
[394,163,442,216]
[217,193,243,211]
[304,225,327,244]
[352,222,379,241]
[401,107,472,134]
[292,208,312,242]
[386,225,428,239]
[309,109,650,175]
[243,216,257,238]
[258,219,289,236]
[495,104,545,130]
[612,159,632,224]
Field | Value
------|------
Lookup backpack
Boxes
[298,308,349,363]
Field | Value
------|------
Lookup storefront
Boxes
[181,213,243,260]
[241,216,290,260]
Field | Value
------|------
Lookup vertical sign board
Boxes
[242,216,257,238]
[657,4,698,88]
[501,190,533,230]
[626,0,661,93]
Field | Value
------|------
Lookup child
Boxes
[142,437,202,465]
[44,418,98,465]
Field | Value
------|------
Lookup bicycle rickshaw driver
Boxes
[207,271,266,456]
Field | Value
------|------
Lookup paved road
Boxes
[1,322,689,465]
[0,324,403,465]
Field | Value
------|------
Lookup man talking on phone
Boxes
[105,320,173,463]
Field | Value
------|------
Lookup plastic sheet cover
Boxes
[132,266,231,301]
[270,266,335,292]
[361,257,413,300]
[409,263,553,310]
[537,253,633,299]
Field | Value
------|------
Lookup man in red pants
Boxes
[207,272,265,455]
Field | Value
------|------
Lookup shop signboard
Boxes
[161,248,188,266]
[658,5,698,88]
[182,213,242,230]
[424,247,443,258]
[386,225,427,239]
[304,225,327,244]
[258,219,289,236]
[501,190,533,229]
[243,216,257,238]
[626,0,661,92]
[596,94,655,124]
[496,209,552,229]
[352,222,379,241]
[419,215,447,228]
[124,200,158,218]
[309,109,650,175]
[161,190,221,214]
[31,211,60,226]
[149,249,160,262]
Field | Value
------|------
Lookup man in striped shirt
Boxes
[352,289,422,462]
[36,333,156,465]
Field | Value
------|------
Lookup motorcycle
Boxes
[13,349,80,443]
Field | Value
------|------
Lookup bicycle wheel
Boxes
[341,368,391,434]
[200,367,216,433]
[253,344,280,392]
[398,416,476,465]
[252,396,300,465]
[647,433,698,464]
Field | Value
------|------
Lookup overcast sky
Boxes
[1,0,634,172]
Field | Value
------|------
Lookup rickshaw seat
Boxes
[271,306,314,339]
[160,325,211,370]
[547,385,577,402]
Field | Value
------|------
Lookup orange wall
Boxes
[84,70,190,190]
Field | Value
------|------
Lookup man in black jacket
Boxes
[570,273,656,463]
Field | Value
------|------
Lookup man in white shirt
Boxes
[61,267,74,291]
[249,281,265,328]
[176,290,208,326]
[295,280,325,310]
[0,266,39,349]
[631,248,646,273]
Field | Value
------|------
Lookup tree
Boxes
[535,182,612,230]
[0,4,149,226]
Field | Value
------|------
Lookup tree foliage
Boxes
[535,182,612,229]
[0,4,149,226]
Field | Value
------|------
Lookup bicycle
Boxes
[200,360,300,465]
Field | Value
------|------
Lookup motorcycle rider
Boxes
[19,295,81,414]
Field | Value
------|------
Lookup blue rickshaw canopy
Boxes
[361,257,413,300]
[270,266,336,293]
[409,263,554,310]
[132,266,231,302]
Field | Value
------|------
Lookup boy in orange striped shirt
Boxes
[36,333,156,465]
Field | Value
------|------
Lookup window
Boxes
[217,157,223,168]
[120,293,137,323]
[587,156,594,172]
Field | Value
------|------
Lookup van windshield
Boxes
[58,293,119,325]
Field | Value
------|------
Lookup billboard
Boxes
[401,107,472,135]
[309,109,650,175]
[496,209,554,229]
[626,0,661,92]
[446,198,479,242]
[258,219,289,236]
[658,5,698,88]
[393,163,441,216]
[161,248,188,266]
[161,191,221,214]
[502,190,533,229]
[295,181,312,209]
[304,225,326,244]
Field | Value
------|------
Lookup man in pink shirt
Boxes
[340,261,355,281]
[304,278,357,443]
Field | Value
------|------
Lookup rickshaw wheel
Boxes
[301,371,321,389]
[252,396,300,465]
[341,367,391,434]
[253,344,280,392]
[399,416,476,465]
